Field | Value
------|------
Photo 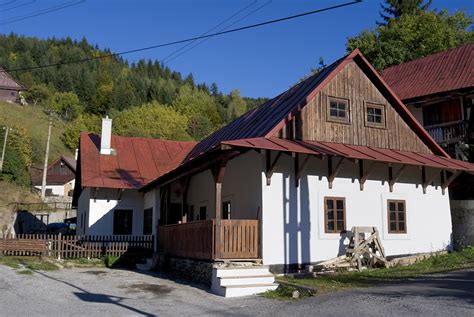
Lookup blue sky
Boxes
[0,0,472,98]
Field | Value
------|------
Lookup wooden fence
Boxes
[0,234,154,259]
[158,219,260,260]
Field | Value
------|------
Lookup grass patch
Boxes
[0,256,59,271]
[0,102,72,164]
[17,269,33,275]
[261,286,313,300]
[63,257,106,268]
[277,247,474,295]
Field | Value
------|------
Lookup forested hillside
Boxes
[0,33,267,145]
[0,33,267,186]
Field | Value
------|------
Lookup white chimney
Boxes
[100,116,113,155]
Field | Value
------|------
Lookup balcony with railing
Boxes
[424,120,468,145]
[157,218,260,261]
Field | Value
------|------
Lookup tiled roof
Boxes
[78,132,196,189]
[381,44,474,100]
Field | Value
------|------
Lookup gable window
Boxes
[327,97,350,123]
[387,200,406,233]
[113,209,133,235]
[143,208,153,235]
[366,103,386,128]
[324,197,346,233]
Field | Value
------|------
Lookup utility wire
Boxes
[0,0,84,25]
[2,0,36,13]
[161,0,259,64]
[0,1,16,7]
[4,0,361,73]
[165,0,272,65]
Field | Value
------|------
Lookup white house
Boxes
[31,156,77,197]
[75,49,474,297]
[73,117,196,236]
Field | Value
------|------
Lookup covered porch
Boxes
[148,147,263,262]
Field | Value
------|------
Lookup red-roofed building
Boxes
[73,123,196,236]
[382,44,474,157]
[75,49,474,297]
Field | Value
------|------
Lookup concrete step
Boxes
[214,283,279,298]
[219,275,275,286]
[214,266,271,278]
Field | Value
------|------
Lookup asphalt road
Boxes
[0,265,473,316]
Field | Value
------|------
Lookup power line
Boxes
[0,0,85,25]
[2,0,36,13]
[0,1,17,7]
[4,0,362,73]
[165,0,272,65]
[161,0,259,64]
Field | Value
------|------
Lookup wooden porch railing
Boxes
[158,219,260,260]
[158,220,215,260]
[425,120,468,144]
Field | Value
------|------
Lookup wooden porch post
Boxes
[213,159,228,259]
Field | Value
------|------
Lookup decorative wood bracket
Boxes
[359,160,377,191]
[328,157,345,189]
[265,150,282,186]
[295,154,311,187]
[422,167,439,194]
[389,165,407,192]
[441,169,461,195]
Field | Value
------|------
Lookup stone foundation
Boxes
[156,255,213,286]
[451,200,474,249]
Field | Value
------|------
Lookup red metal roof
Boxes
[381,44,474,100]
[79,132,196,189]
[183,49,448,164]
[223,138,474,172]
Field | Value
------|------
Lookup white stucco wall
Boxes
[77,188,146,235]
[184,151,262,221]
[407,104,424,126]
[34,185,66,196]
[261,153,452,267]
[144,188,160,238]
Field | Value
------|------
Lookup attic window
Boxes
[327,97,350,123]
[366,103,386,128]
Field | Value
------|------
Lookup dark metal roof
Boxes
[79,132,196,189]
[183,56,345,163]
[381,44,474,100]
[223,137,474,172]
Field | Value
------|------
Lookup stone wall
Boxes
[156,255,213,287]
[450,200,474,249]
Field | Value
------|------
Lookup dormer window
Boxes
[365,103,386,128]
[327,97,350,123]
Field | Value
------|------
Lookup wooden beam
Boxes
[422,168,439,194]
[296,154,311,187]
[266,151,282,186]
[389,165,407,192]
[328,157,345,189]
[442,170,461,194]
[214,159,228,259]
[359,161,377,191]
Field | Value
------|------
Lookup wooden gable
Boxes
[278,60,433,154]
